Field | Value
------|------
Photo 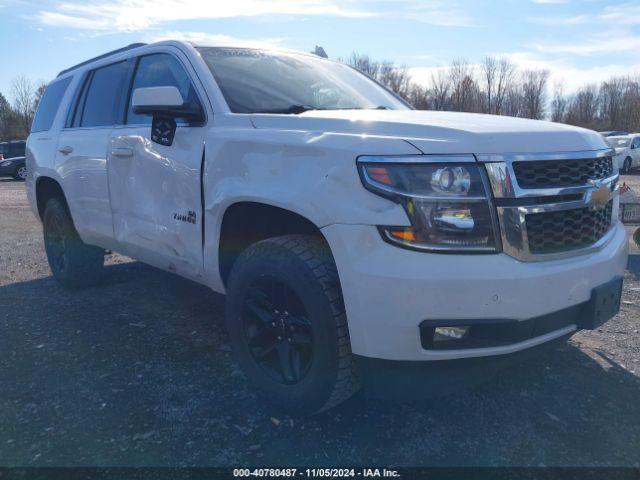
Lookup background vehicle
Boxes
[0,155,26,180]
[607,134,640,173]
[0,140,26,161]
[26,41,628,415]
[600,130,629,137]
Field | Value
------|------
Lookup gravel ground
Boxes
[0,175,639,468]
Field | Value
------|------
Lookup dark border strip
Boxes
[0,467,639,480]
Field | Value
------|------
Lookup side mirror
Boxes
[132,86,202,121]
[132,86,203,146]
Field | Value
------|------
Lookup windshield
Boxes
[197,47,409,114]
[606,137,631,148]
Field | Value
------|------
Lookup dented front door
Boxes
[107,125,205,280]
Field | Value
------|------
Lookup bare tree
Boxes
[450,59,479,112]
[11,75,35,135]
[377,61,412,99]
[551,82,567,123]
[408,84,429,110]
[481,56,497,114]
[504,84,524,118]
[430,69,451,110]
[520,69,549,119]
[493,58,515,115]
[565,84,599,128]
[620,77,640,132]
[344,53,380,79]
[343,54,413,101]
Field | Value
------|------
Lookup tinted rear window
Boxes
[80,61,129,127]
[8,143,25,157]
[31,77,72,133]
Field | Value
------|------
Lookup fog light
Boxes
[435,326,470,340]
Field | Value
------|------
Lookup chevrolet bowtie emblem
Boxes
[587,180,610,210]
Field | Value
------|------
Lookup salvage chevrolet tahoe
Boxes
[26,41,628,415]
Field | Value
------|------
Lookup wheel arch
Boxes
[35,176,67,220]
[218,201,330,286]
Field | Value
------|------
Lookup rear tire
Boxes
[13,166,27,181]
[225,235,359,416]
[43,197,105,289]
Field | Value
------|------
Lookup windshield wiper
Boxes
[253,105,393,114]
[255,104,320,115]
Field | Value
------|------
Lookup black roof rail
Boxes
[57,43,147,77]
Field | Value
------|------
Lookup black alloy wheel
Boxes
[242,276,314,384]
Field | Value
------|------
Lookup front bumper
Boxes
[322,221,628,361]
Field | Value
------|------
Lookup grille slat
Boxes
[525,201,613,254]
[513,157,613,189]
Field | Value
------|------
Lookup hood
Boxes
[250,109,608,155]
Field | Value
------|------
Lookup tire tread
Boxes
[268,235,360,413]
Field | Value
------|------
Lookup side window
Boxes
[9,143,25,157]
[79,61,129,128]
[127,53,198,125]
[31,77,72,133]
[633,138,640,148]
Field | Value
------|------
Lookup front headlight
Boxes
[358,155,500,252]
[0,160,11,167]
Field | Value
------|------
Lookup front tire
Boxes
[43,197,105,289]
[225,235,359,416]
[623,157,632,173]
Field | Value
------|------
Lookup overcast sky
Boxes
[0,0,638,100]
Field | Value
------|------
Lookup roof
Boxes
[54,39,330,79]
[57,43,147,77]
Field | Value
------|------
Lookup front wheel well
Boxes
[35,176,67,220]
[218,202,326,285]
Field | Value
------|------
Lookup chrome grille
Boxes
[525,200,613,254]
[513,156,613,189]
[481,149,619,261]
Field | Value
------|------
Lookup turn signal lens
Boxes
[387,228,417,242]
[367,166,394,186]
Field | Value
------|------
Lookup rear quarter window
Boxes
[31,77,72,133]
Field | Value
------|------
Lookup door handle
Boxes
[58,146,73,155]
[111,147,134,158]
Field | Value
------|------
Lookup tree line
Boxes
[1,54,638,142]
[0,76,45,142]
[344,53,640,132]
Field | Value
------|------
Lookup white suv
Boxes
[607,134,640,173]
[26,41,628,415]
